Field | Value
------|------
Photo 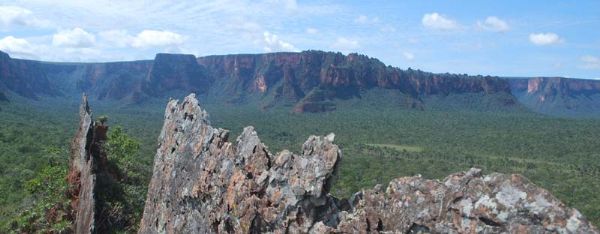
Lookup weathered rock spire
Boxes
[67,94,96,233]
[67,94,111,233]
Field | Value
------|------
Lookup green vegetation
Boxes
[1,91,600,231]
[365,144,424,153]
[102,125,149,232]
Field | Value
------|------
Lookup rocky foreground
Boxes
[131,94,596,233]
[66,93,598,233]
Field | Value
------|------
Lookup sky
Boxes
[0,0,599,79]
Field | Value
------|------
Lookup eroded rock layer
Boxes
[140,94,598,233]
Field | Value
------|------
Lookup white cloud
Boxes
[422,12,459,30]
[581,55,600,69]
[477,16,509,32]
[0,36,36,57]
[529,33,562,46]
[262,31,299,52]
[331,37,359,52]
[0,5,49,28]
[99,29,186,49]
[52,27,96,48]
[131,30,186,48]
[354,15,379,24]
[0,1,340,61]
[306,27,318,34]
[403,52,415,61]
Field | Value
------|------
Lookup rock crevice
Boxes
[139,94,598,233]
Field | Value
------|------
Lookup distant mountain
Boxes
[1,50,600,116]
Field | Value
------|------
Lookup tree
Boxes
[106,126,139,178]
[97,115,109,126]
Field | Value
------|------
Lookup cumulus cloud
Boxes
[131,30,186,48]
[581,55,600,70]
[403,52,415,61]
[331,37,359,52]
[422,12,459,30]
[0,36,36,57]
[262,31,299,52]
[354,15,379,24]
[477,16,509,32]
[52,27,96,48]
[0,5,49,28]
[529,33,562,46]
[99,29,186,48]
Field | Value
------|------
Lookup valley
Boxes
[1,50,600,231]
[1,89,600,231]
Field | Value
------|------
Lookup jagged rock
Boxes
[335,168,598,233]
[139,94,342,233]
[140,94,598,233]
[67,94,110,233]
[67,94,96,233]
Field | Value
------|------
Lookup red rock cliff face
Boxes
[509,77,600,115]
[3,49,600,115]
[198,51,512,112]
[139,94,598,233]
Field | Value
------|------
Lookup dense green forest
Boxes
[1,91,600,232]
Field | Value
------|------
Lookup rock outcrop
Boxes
[333,168,598,233]
[139,94,342,233]
[67,94,110,233]
[140,94,598,233]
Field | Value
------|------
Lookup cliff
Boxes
[198,51,511,112]
[0,50,513,112]
[2,49,600,115]
[139,94,598,233]
[510,77,600,115]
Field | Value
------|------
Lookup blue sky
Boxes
[0,0,599,79]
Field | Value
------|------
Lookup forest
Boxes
[1,91,599,232]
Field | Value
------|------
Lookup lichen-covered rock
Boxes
[140,94,598,233]
[139,94,342,233]
[336,168,598,233]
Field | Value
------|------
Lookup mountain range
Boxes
[1,49,600,116]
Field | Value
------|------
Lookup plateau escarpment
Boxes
[197,52,511,112]
[139,94,598,233]
[510,77,600,115]
[4,50,600,116]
